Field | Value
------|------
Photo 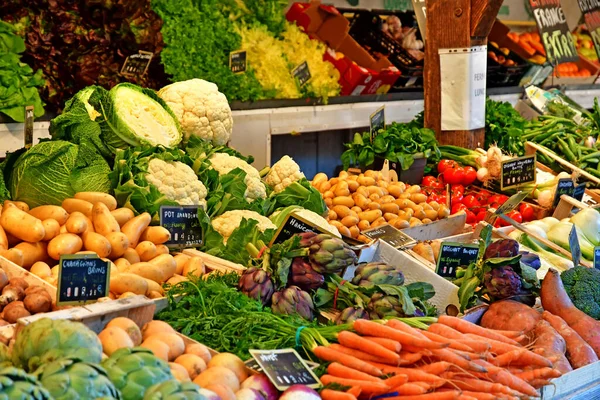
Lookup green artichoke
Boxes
[368,293,405,318]
[0,366,52,400]
[299,232,357,274]
[12,318,103,372]
[0,344,10,364]
[271,286,315,320]
[144,380,208,400]
[102,347,173,400]
[351,262,405,287]
[334,307,370,325]
[34,358,121,400]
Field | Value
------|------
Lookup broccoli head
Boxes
[561,266,600,319]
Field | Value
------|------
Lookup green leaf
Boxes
[458,276,480,312]
[405,282,435,301]
[377,285,417,316]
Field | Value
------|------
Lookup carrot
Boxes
[430,349,487,372]
[529,379,551,389]
[384,373,409,388]
[338,331,400,363]
[320,389,357,400]
[327,362,381,382]
[438,316,519,345]
[386,319,428,339]
[385,391,461,400]
[543,311,599,368]
[447,377,518,395]
[420,331,472,352]
[368,362,445,384]
[403,345,433,355]
[313,346,383,377]
[347,387,361,397]
[418,361,453,375]
[398,351,424,365]
[515,367,561,382]
[392,383,427,395]
[488,329,524,338]
[458,395,478,400]
[452,349,491,361]
[329,344,386,364]
[472,360,538,397]
[459,391,505,400]
[463,334,521,355]
[353,320,448,349]
[428,324,490,353]
[492,348,552,368]
[363,336,402,353]
[319,375,389,396]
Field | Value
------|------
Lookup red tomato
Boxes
[465,210,477,224]
[475,191,490,204]
[421,176,438,187]
[451,184,465,195]
[430,181,444,190]
[519,203,535,222]
[488,194,509,205]
[443,167,465,185]
[451,192,464,206]
[438,160,457,174]
[437,195,448,206]
[476,210,487,222]
[463,166,477,186]
[428,194,440,203]
[498,210,523,226]
[462,195,481,209]
[451,203,468,214]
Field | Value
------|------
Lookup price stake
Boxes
[569,224,581,267]
[121,51,153,78]
[529,0,578,64]
[229,50,247,74]
[270,212,331,245]
[594,246,600,270]
[361,223,416,249]
[500,155,536,191]
[411,0,427,42]
[573,182,586,201]
[244,357,319,373]
[553,178,575,207]
[370,106,386,141]
[436,242,479,279]
[160,205,203,249]
[292,61,311,87]
[495,191,529,215]
[24,105,34,149]
[56,254,110,306]
[576,1,600,60]
[249,349,321,391]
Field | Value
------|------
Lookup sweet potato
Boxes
[532,320,572,374]
[543,311,599,368]
[480,300,541,342]
[541,269,600,358]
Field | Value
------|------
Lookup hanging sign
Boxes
[56,254,110,306]
[577,0,600,60]
[500,155,536,190]
[160,206,203,249]
[529,0,578,64]
[553,178,575,207]
[573,182,587,201]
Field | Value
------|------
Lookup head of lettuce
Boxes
[1,140,112,208]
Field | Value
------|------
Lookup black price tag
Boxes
[436,242,479,279]
[160,205,203,249]
[496,191,529,215]
[370,106,386,140]
[594,246,600,269]
[529,0,578,64]
[573,182,586,201]
[361,223,416,249]
[249,349,321,391]
[270,212,331,245]
[577,1,600,60]
[500,155,536,191]
[292,61,311,87]
[121,51,153,78]
[553,178,575,207]
[569,224,581,267]
[229,50,247,74]
[57,254,110,306]
[24,105,34,149]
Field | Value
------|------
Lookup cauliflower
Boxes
[212,210,276,241]
[158,79,233,146]
[264,155,305,193]
[270,206,341,238]
[146,158,207,208]
[209,153,267,201]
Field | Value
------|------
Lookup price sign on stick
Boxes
[529,0,578,64]
[121,51,153,78]
[57,254,110,306]
[160,206,203,249]
[370,106,385,140]
[24,105,34,149]
[270,212,332,245]
[577,1,600,60]
[553,178,575,207]
[250,349,321,391]
[292,61,311,87]
[362,224,416,249]
[229,50,247,74]
[573,182,586,201]
[569,224,581,267]
[594,246,600,270]
[500,155,536,190]
[436,242,480,279]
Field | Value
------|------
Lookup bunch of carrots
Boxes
[316,316,561,400]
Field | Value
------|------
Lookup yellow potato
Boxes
[42,219,61,241]
[381,203,400,215]
[424,210,439,221]
[341,215,359,227]
[123,247,140,264]
[367,202,381,211]
[114,258,131,272]
[66,212,89,234]
[406,185,421,194]
[29,205,69,226]
[173,253,190,275]
[357,220,370,231]
[353,194,370,210]
[14,241,48,268]
[106,232,130,259]
[0,226,6,251]
[144,278,164,295]
[383,213,397,222]
[393,219,410,229]
[409,217,423,227]
[82,231,112,258]
[182,257,204,278]
[348,225,360,238]
[155,244,169,256]
[336,225,351,237]
[357,176,375,186]
[332,205,351,219]
[327,210,338,220]
[48,233,83,260]
[357,209,382,223]
[0,205,45,243]
[140,226,171,245]
[332,196,354,208]
[126,262,167,284]
[0,248,24,266]
[347,180,359,192]
[92,202,120,236]
[324,198,332,207]
[74,192,117,211]
[3,200,28,212]
[62,198,93,218]
[371,216,387,228]
[149,254,177,281]
[410,193,427,204]
[30,261,52,278]
[110,273,148,295]
[438,205,450,219]
[388,184,404,198]
[136,241,157,262]
[121,213,151,248]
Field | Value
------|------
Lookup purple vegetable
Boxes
[484,239,519,259]
[236,388,266,400]
[241,374,279,400]
[197,388,220,400]
[280,385,320,400]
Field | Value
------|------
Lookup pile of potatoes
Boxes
[0,192,205,301]
[312,170,450,243]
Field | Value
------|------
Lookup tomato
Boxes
[428,194,440,203]
[451,192,464,206]
[421,176,438,187]
[451,203,468,214]
[463,166,477,186]
[476,210,487,222]
[462,195,481,209]
[437,195,448,206]
[451,184,465,195]
[465,210,477,224]
[430,181,444,190]
[489,202,501,210]
[443,167,465,185]
[498,210,523,227]
[519,203,536,222]
[438,160,457,174]
[488,194,509,205]
[475,191,491,204]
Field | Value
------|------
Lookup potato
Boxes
[182,257,204,278]
[126,262,167,284]
[358,210,382,223]
[92,202,120,236]
[424,210,439,220]
[327,210,338,220]
[381,203,400,215]
[42,219,61,241]
[82,231,112,258]
[0,206,45,243]
[348,225,360,238]
[0,226,7,251]
[3,200,28,212]
[62,198,93,218]
[332,205,350,219]
[121,213,151,248]
[106,232,130,259]
[144,278,164,295]
[30,261,52,278]
[65,212,88,234]
[110,273,148,295]
[29,205,69,226]
[98,326,134,356]
[74,192,117,211]
[438,205,450,219]
[149,254,177,280]
[392,219,410,230]
[167,275,187,286]
[140,226,171,245]
[0,248,24,266]
[14,242,48,268]
[357,220,370,231]
[383,213,397,222]
[367,202,381,210]
[114,258,131,272]
[155,244,169,256]
[332,196,354,208]
[410,193,427,204]
[371,216,387,228]
[173,254,190,275]
[135,241,157,262]
[341,215,359,227]
[48,233,83,260]
[111,208,135,227]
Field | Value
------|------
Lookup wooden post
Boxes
[424,0,503,149]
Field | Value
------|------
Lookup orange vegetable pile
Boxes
[553,62,592,77]
[315,316,563,400]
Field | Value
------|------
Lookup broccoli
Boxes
[561,266,600,319]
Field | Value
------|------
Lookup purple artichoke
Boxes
[484,239,519,260]
[299,232,357,274]
[334,307,370,325]
[271,286,315,320]
[368,293,406,318]
[483,265,523,300]
[289,258,325,291]
[238,267,275,306]
[351,262,404,287]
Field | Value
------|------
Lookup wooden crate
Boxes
[540,361,600,399]
[182,249,247,275]
[0,256,56,302]
[402,212,469,242]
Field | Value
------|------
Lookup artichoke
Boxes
[238,267,275,305]
[299,232,357,274]
[0,367,52,400]
[289,258,324,291]
[368,293,406,318]
[144,380,207,400]
[12,318,103,372]
[271,286,315,320]
[102,347,173,400]
[483,265,523,300]
[334,307,370,325]
[484,239,519,260]
[351,262,404,287]
[34,358,121,400]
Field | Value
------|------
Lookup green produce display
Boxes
[144,380,206,400]
[0,367,51,400]
[485,98,527,156]
[561,266,600,320]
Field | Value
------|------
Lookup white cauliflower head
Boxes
[158,79,233,146]
[146,158,207,208]
[209,153,267,201]
[264,155,305,193]
[212,210,276,241]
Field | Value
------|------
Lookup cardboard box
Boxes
[543,55,600,86]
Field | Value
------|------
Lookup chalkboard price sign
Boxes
[362,223,416,249]
[121,51,153,78]
[160,206,203,249]
[569,224,581,267]
[292,61,311,87]
[370,106,386,140]
[573,182,586,201]
[553,178,575,207]
[500,155,536,190]
[24,105,34,149]
[529,0,578,65]
[436,242,480,279]
[270,212,330,245]
[496,191,529,216]
[229,50,247,74]
[250,349,321,391]
[57,254,110,306]
[577,0,600,60]
[594,246,600,270]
